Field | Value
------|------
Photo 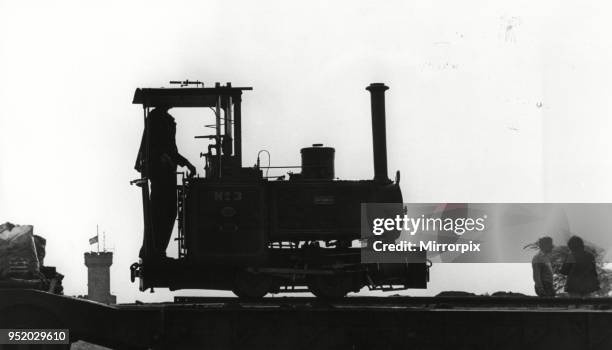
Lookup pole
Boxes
[96,225,100,253]
[216,94,222,178]
[234,94,242,166]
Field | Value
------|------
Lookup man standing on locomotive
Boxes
[135,106,196,259]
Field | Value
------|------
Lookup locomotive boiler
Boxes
[130,82,428,298]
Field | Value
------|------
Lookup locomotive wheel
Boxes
[308,273,356,299]
[232,271,271,299]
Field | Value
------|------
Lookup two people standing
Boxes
[531,235,600,297]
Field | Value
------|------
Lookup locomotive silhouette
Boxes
[130,82,428,298]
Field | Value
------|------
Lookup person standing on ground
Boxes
[560,235,600,297]
[531,236,555,297]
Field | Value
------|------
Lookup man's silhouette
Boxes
[560,235,600,297]
[531,236,555,297]
[135,106,195,259]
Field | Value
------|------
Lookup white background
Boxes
[2,0,612,302]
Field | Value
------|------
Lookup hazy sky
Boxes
[2,0,612,302]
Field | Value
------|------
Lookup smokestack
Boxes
[366,83,390,183]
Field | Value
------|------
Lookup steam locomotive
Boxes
[130,82,428,298]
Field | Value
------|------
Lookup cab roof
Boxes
[132,86,252,108]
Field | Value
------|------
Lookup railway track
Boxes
[164,295,612,310]
[4,289,612,349]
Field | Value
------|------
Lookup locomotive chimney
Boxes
[366,83,391,183]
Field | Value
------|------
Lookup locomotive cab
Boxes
[130,81,428,298]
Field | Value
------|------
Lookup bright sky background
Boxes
[2,0,612,303]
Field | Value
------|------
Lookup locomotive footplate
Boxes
[133,246,428,299]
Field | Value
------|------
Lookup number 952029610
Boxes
[1,329,69,344]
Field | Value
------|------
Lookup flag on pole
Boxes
[89,235,99,245]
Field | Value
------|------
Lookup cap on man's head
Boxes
[149,105,172,114]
